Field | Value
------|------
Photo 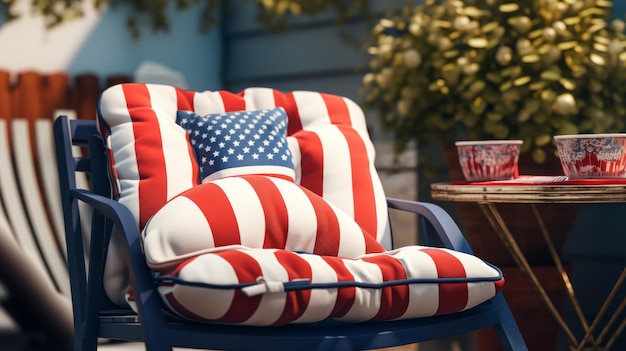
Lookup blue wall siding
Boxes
[223,0,404,102]
[68,2,223,91]
[614,2,626,18]
[0,2,223,91]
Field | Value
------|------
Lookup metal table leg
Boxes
[479,203,579,348]
[479,202,626,351]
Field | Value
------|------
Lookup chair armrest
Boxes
[386,197,473,254]
[70,189,166,322]
[71,189,137,242]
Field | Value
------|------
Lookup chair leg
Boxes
[76,321,100,351]
[491,293,528,351]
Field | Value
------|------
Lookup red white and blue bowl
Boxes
[554,134,626,179]
[455,140,523,182]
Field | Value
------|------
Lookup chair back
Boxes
[54,118,120,318]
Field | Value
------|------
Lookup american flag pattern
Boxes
[156,246,503,326]
[97,83,390,245]
[97,83,504,325]
[176,108,296,182]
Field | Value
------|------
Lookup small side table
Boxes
[431,181,626,351]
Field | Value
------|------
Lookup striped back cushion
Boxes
[97,83,390,245]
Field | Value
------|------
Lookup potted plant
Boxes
[360,2,626,349]
[361,0,626,166]
[359,0,626,263]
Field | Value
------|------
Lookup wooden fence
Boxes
[0,70,131,122]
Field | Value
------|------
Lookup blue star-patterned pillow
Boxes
[176,107,295,182]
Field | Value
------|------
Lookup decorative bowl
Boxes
[554,134,626,179]
[455,140,523,182]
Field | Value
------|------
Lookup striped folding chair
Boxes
[54,83,527,351]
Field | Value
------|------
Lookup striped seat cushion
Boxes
[155,246,504,326]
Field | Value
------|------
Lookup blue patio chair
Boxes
[53,84,527,351]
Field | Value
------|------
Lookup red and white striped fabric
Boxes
[97,83,504,325]
[142,175,385,271]
[97,83,390,244]
[155,246,504,326]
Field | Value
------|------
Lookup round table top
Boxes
[430,181,626,204]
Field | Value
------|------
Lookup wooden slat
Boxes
[17,72,44,122]
[0,71,10,119]
[43,73,71,121]
[74,73,101,120]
